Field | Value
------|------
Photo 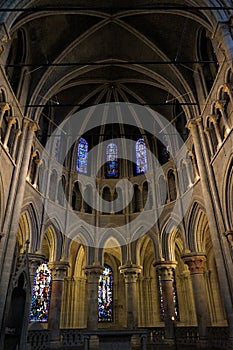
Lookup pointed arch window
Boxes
[106,143,118,177]
[136,138,148,174]
[76,138,88,174]
[98,265,113,322]
[30,262,52,322]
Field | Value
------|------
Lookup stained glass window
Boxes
[76,138,88,173]
[157,269,179,321]
[98,265,113,322]
[136,138,148,174]
[106,143,118,177]
[30,262,52,322]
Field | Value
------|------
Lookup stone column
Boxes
[119,263,142,329]
[0,103,10,134]
[84,263,104,330]
[11,129,21,161]
[223,83,233,106]
[154,261,177,340]
[209,114,222,149]
[187,118,233,338]
[204,127,214,157]
[0,119,38,332]
[215,100,230,134]
[48,261,69,339]
[188,150,199,181]
[182,253,210,339]
[3,116,16,149]
[225,231,233,250]
[183,159,193,187]
[33,159,42,188]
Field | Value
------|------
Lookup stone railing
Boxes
[207,326,230,349]
[60,329,88,348]
[175,326,199,344]
[27,330,50,350]
[147,327,165,344]
[26,326,232,349]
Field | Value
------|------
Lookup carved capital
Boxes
[0,102,10,113]
[224,230,233,248]
[223,83,233,94]
[84,263,104,283]
[182,253,206,274]
[208,114,219,123]
[119,263,142,283]
[48,261,69,280]
[6,116,16,125]
[28,253,46,277]
[215,100,226,110]
[154,260,177,280]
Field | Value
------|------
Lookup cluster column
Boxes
[119,263,142,329]
[48,261,69,339]
[182,253,210,339]
[154,261,177,340]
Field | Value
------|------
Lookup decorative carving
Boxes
[154,261,177,281]
[119,262,142,283]
[182,253,206,274]
[48,261,69,280]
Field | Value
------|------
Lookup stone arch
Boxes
[17,213,30,254]
[223,156,233,229]
[187,202,208,252]
[161,219,186,261]
[41,223,63,262]
[20,203,40,252]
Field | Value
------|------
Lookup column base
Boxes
[89,335,99,350]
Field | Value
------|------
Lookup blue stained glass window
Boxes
[98,265,113,322]
[136,138,148,174]
[30,262,52,322]
[106,143,118,177]
[76,138,88,173]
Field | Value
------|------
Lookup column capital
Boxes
[119,262,142,282]
[224,230,233,248]
[186,117,202,130]
[6,116,16,125]
[214,100,226,110]
[182,253,206,274]
[48,261,69,280]
[0,102,10,112]
[84,263,104,280]
[223,83,233,93]
[0,23,10,43]
[35,159,42,166]
[27,252,46,276]
[207,114,219,123]
[154,260,177,280]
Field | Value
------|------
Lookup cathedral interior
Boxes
[0,1,233,349]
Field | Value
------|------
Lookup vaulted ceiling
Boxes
[1,0,230,126]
